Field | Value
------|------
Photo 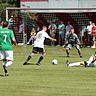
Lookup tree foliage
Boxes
[0,1,18,21]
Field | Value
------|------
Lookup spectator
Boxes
[79,25,87,47]
[91,23,96,48]
[58,21,65,46]
[65,21,73,36]
[8,16,14,29]
[19,21,24,33]
[27,27,36,45]
[86,21,93,47]
[48,22,57,45]
[0,21,3,30]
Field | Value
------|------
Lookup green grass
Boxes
[0,45,96,96]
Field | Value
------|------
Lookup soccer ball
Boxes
[52,59,58,65]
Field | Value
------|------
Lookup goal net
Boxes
[6,7,96,46]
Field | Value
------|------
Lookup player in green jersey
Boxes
[0,21,16,76]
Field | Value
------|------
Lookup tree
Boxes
[0,0,20,21]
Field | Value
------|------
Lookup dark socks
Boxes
[37,56,44,64]
[3,65,8,74]
[25,55,31,63]
[66,50,69,57]
[23,56,32,65]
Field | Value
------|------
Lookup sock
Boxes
[37,56,44,64]
[77,49,82,57]
[25,56,31,63]
[66,50,69,56]
[91,59,96,63]
[3,65,8,74]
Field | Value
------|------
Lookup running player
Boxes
[0,21,3,60]
[23,26,56,65]
[65,28,82,58]
[0,21,16,76]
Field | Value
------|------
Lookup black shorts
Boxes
[32,47,45,54]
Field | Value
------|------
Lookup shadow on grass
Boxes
[0,75,4,77]
[23,63,36,65]
[58,55,67,58]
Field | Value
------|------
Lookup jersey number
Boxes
[3,35,7,42]
[38,33,42,39]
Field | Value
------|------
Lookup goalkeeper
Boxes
[65,28,82,58]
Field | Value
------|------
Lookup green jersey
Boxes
[0,28,15,50]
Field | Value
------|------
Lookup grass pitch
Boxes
[0,45,96,96]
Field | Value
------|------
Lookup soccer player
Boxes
[66,52,96,67]
[65,28,82,58]
[23,26,56,65]
[0,21,16,76]
[0,21,3,60]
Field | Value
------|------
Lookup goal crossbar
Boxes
[6,7,96,21]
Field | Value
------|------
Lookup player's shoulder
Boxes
[37,30,42,34]
[7,29,14,34]
[2,28,12,31]
[73,33,77,36]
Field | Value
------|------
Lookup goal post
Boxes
[6,7,96,46]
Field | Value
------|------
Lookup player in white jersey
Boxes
[23,26,56,65]
[66,52,96,67]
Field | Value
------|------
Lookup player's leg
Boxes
[68,62,81,67]
[23,47,36,65]
[36,48,45,65]
[5,51,13,67]
[66,60,85,67]
[75,45,82,58]
[1,51,13,76]
[66,44,71,57]
[0,51,8,76]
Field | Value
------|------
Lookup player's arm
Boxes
[11,30,17,46]
[45,32,56,41]
[48,36,57,41]
[12,38,17,46]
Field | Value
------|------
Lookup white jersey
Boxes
[34,30,49,48]
[87,55,96,67]
[87,25,93,34]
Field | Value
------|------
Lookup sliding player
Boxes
[66,52,96,67]
[23,26,56,65]
[0,21,16,76]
